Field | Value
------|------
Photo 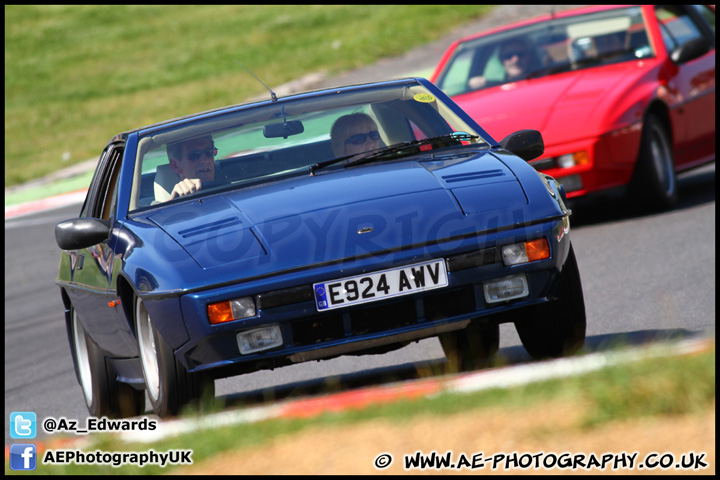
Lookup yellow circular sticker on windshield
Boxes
[413,93,435,103]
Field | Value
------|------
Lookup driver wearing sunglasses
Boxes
[499,39,531,81]
[166,135,217,200]
[331,113,382,157]
[468,38,533,90]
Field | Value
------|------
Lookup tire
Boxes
[71,307,145,418]
[513,244,586,359]
[630,115,677,210]
[135,297,214,418]
[439,320,500,371]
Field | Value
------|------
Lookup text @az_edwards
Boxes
[42,416,156,435]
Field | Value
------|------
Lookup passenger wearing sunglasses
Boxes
[330,113,382,157]
[165,135,218,200]
[468,38,533,90]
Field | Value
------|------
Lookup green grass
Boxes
[4,5,495,188]
[7,345,714,475]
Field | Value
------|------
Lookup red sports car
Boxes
[430,5,715,208]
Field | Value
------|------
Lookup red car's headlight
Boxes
[557,151,589,168]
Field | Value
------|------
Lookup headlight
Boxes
[557,151,588,168]
[539,172,569,208]
[501,239,550,266]
[539,172,556,197]
[207,297,256,324]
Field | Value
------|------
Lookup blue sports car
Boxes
[55,77,585,418]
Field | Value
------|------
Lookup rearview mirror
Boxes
[499,129,544,161]
[263,120,304,139]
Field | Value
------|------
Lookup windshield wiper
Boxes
[346,133,479,168]
[308,150,371,175]
[309,132,479,175]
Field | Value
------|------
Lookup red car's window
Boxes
[656,5,708,52]
[436,7,653,97]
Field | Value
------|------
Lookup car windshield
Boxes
[436,6,653,96]
[129,81,489,212]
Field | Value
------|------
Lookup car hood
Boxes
[452,63,648,144]
[145,152,534,274]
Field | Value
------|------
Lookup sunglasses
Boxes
[186,147,217,162]
[345,130,381,146]
[501,50,527,61]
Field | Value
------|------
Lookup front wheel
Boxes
[135,297,214,418]
[71,307,145,418]
[630,115,677,210]
[439,320,500,371]
[514,244,586,359]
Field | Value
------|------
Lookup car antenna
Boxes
[235,60,277,102]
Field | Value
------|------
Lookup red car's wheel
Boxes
[631,115,678,210]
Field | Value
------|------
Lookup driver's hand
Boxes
[468,75,487,90]
[169,178,202,199]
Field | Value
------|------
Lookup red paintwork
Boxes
[430,5,715,199]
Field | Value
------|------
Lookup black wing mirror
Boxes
[499,129,544,161]
[55,218,111,250]
[671,37,710,64]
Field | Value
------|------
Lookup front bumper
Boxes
[168,216,571,377]
[529,125,641,199]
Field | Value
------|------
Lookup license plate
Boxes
[313,259,448,311]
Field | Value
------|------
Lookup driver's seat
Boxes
[153,164,180,203]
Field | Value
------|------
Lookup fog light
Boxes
[484,275,529,304]
[208,297,256,325]
[237,325,283,354]
[558,174,583,192]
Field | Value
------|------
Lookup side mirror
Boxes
[671,37,709,64]
[55,218,111,250]
[263,120,304,139]
[499,129,544,161]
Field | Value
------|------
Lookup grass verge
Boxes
[6,344,714,475]
[5,5,494,188]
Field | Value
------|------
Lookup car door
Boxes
[64,143,127,352]
[655,4,716,168]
